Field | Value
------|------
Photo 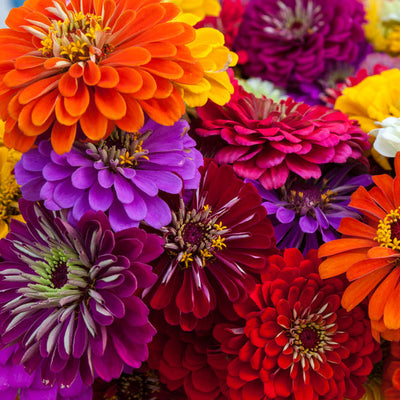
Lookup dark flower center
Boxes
[85,129,150,171]
[114,372,160,400]
[299,326,320,349]
[49,261,69,289]
[163,200,229,269]
[391,221,400,241]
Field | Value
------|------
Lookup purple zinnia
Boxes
[249,164,372,254]
[15,118,203,231]
[234,0,367,89]
[0,344,92,400]
[0,200,163,387]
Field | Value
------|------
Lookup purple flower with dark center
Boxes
[248,164,372,254]
[15,118,203,231]
[234,0,367,89]
[0,344,92,400]
[0,200,164,387]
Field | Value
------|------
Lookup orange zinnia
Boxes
[319,153,400,341]
[0,0,205,154]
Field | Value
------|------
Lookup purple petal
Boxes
[71,167,97,189]
[43,163,74,181]
[108,201,137,231]
[53,180,82,209]
[21,177,43,201]
[299,214,319,233]
[72,193,91,221]
[275,207,296,223]
[114,175,134,204]
[131,174,158,197]
[141,194,172,228]
[98,169,114,188]
[21,150,48,171]
[314,207,329,229]
[124,190,147,221]
[88,182,113,211]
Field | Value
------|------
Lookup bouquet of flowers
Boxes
[0,0,399,399]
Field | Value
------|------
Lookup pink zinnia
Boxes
[196,84,369,190]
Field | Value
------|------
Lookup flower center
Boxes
[262,0,324,40]
[112,371,160,400]
[0,175,21,225]
[85,129,150,171]
[163,201,229,269]
[375,208,400,250]
[39,10,112,63]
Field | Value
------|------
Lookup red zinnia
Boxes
[145,159,277,331]
[0,0,204,154]
[383,342,400,400]
[213,249,381,400]
[196,84,369,190]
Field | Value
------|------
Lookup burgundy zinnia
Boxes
[213,249,381,400]
[0,200,163,387]
[196,86,369,190]
[234,0,367,90]
[145,160,277,331]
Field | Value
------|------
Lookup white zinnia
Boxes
[370,117,400,157]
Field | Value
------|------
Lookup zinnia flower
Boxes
[166,0,221,19]
[383,342,400,400]
[196,85,370,190]
[214,249,381,400]
[319,153,400,341]
[0,200,164,386]
[250,164,372,254]
[0,0,234,154]
[145,159,277,331]
[234,0,367,89]
[0,344,92,400]
[15,118,203,231]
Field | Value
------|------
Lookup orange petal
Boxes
[395,152,400,177]
[31,90,58,126]
[18,74,60,104]
[173,60,204,85]
[68,63,84,78]
[3,66,53,88]
[318,238,377,258]
[369,186,395,215]
[346,257,390,281]
[51,121,77,155]
[372,173,395,207]
[83,61,101,86]
[4,123,36,153]
[102,47,151,67]
[142,42,177,58]
[337,217,377,239]
[64,81,90,117]
[116,67,142,93]
[95,87,126,120]
[369,267,400,321]
[125,4,166,38]
[394,176,400,209]
[15,55,46,70]
[111,10,137,36]
[131,22,185,45]
[43,57,71,70]
[131,70,156,99]
[55,97,80,126]
[319,249,369,279]
[158,2,181,23]
[341,265,391,311]
[80,96,109,141]
[18,100,52,136]
[7,94,23,120]
[98,66,120,88]
[143,59,183,79]
[349,186,387,221]
[384,279,400,330]
[59,73,78,97]
[152,76,173,99]
[367,247,399,259]
[101,0,117,27]
[115,96,144,132]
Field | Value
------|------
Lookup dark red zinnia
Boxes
[144,159,277,331]
[213,249,381,400]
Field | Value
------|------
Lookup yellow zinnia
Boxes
[165,0,221,19]
[335,68,400,169]
[0,121,22,239]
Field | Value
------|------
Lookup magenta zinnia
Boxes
[196,85,369,190]
[145,160,277,331]
[0,200,163,387]
[214,249,381,400]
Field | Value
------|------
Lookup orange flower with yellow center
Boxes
[0,0,207,154]
[319,153,400,341]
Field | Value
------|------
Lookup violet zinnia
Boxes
[196,86,370,190]
[145,159,277,331]
[15,118,203,231]
[234,0,367,89]
[0,345,92,400]
[248,164,372,254]
[0,200,163,387]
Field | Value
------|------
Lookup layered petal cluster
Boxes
[196,86,369,190]
[0,0,234,154]
[148,325,229,400]
[0,200,163,386]
[234,0,367,89]
[146,160,277,331]
[214,249,381,400]
[319,153,400,340]
[0,344,92,400]
[250,164,372,254]
[15,118,203,231]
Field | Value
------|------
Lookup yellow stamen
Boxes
[375,208,400,250]
[212,236,226,250]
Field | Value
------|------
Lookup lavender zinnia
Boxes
[0,200,163,387]
[234,0,367,90]
[249,164,372,254]
[15,118,203,231]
